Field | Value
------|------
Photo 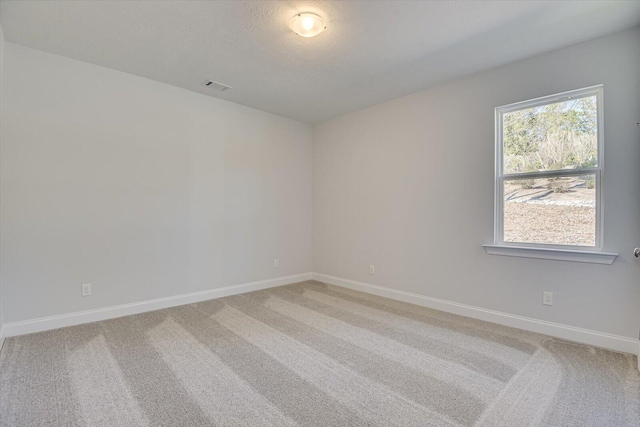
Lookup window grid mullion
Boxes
[502,169,599,181]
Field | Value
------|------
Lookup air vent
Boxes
[202,80,231,92]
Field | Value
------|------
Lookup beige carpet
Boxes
[1,280,639,426]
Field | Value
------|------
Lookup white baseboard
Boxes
[2,272,313,338]
[312,273,640,357]
[3,271,638,368]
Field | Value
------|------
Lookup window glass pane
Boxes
[503,174,595,246]
[503,96,597,174]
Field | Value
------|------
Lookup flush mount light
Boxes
[290,12,326,38]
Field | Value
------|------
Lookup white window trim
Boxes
[485,85,617,264]
[483,245,617,264]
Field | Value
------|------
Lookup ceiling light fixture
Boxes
[290,13,326,38]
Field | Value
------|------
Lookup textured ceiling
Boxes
[1,1,640,123]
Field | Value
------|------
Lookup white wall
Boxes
[1,43,312,323]
[2,26,638,343]
[0,22,4,339]
[313,27,640,339]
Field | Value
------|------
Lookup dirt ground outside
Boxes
[503,176,596,246]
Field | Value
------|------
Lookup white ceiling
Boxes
[2,1,639,124]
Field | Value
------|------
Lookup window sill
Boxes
[483,245,617,264]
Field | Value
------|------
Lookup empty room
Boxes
[0,1,639,426]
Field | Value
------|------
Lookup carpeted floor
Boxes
[1,280,639,426]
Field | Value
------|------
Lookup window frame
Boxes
[493,85,604,252]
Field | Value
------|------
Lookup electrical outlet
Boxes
[543,291,553,306]
[81,283,92,297]
[274,259,279,268]
[369,265,375,275]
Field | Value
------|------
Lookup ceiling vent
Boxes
[202,80,231,92]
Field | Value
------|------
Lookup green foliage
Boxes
[548,181,569,193]
[503,96,597,173]
[585,176,595,189]
[520,179,535,189]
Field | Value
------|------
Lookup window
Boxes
[487,85,615,263]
